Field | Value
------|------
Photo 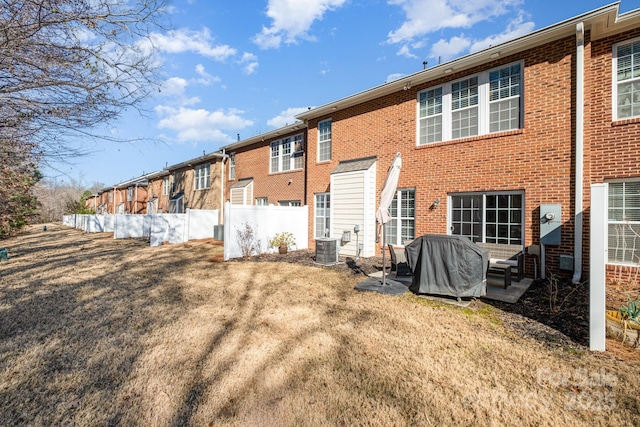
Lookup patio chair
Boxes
[388,244,412,276]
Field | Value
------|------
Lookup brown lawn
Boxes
[0,223,638,426]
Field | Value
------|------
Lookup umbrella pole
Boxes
[382,225,386,285]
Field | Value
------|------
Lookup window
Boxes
[452,77,478,139]
[127,186,133,201]
[169,192,185,213]
[450,192,523,245]
[608,181,640,265]
[293,134,304,169]
[318,119,332,162]
[384,189,416,246]
[270,134,304,173]
[614,39,640,120]
[279,200,301,206]
[418,88,442,145]
[109,191,113,202]
[229,154,236,180]
[194,164,210,190]
[418,62,522,144]
[163,176,170,195]
[256,197,268,206]
[315,193,330,238]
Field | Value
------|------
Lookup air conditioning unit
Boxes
[315,238,340,265]
[213,225,224,241]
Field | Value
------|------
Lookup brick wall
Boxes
[306,35,581,278]
[170,158,223,211]
[590,29,640,295]
[226,130,306,206]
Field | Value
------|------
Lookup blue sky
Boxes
[48,0,634,188]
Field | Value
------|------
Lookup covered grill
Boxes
[405,235,489,298]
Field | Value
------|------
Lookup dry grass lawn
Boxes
[0,223,639,426]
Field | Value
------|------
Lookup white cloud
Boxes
[194,64,220,85]
[267,108,313,128]
[469,14,534,52]
[161,77,189,96]
[396,45,418,59]
[387,0,522,44]
[147,28,237,61]
[155,106,254,143]
[429,35,472,62]
[253,0,348,49]
[239,52,259,75]
[386,73,405,83]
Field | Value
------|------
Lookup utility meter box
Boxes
[540,204,562,245]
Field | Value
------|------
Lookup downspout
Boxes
[135,184,138,214]
[573,22,585,284]
[220,149,227,224]
[113,187,117,214]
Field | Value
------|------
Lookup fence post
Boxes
[590,183,607,351]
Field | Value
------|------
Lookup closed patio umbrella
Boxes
[375,152,402,285]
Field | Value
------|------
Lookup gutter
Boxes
[573,22,585,284]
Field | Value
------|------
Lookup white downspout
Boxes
[220,149,227,224]
[573,22,585,284]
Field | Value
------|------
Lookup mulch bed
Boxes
[230,249,591,350]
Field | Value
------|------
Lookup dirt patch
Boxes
[1,224,639,426]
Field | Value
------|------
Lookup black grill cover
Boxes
[405,235,489,298]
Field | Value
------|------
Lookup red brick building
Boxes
[221,122,307,208]
[292,4,640,287]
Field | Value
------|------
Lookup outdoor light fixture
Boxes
[430,199,440,210]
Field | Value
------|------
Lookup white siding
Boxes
[330,162,377,257]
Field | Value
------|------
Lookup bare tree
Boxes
[0,0,166,235]
[0,0,167,162]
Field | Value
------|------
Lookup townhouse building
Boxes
[221,122,307,207]
[293,3,640,287]
[164,152,225,216]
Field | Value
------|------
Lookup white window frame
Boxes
[607,180,640,265]
[448,191,524,246]
[613,37,640,121]
[417,61,523,145]
[194,163,210,190]
[108,191,113,202]
[315,193,330,238]
[279,200,301,207]
[384,189,416,246]
[271,133,304,173]
[163,176,170,195]
[229,153,236,180]
[318,119,332,162]
[169,194,185,213]
[127,186,133,201]
[256,197,268,206]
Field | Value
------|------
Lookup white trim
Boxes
[317,119,332,162]
[612,35,640,121]
[417,60,523,145]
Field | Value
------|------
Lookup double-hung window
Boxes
[418,62,522,144]
[229,154,236,180]
[318,119,332,162]
[270,134,304,173]
[194,164,210,190]
[315,193,330,238]
[384,189,416,246]
[608,181,640,265]
[450,192,523,245]
[614,38,640,120]
[127,186,133,201]
[163,176,170,195]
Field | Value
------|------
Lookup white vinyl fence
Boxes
[223,202,308,260]
[62,209,219,247]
